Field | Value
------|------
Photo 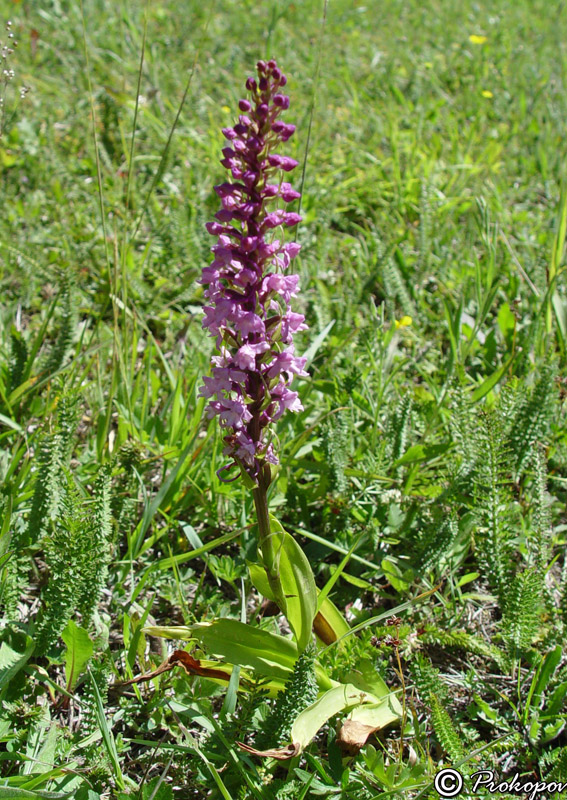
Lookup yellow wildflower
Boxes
[395,316,413,329]
[221,105,231,113]
[482,90,493,98]
[469,34,487,44]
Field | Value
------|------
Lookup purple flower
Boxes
[200,60,307,479]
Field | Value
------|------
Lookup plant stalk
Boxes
[253,466,284,608]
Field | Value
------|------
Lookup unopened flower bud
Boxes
[273,94,290,109]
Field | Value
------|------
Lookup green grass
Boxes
[1,0,567,797]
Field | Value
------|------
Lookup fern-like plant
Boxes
[256,644,318,748]
[501,569,543,658]
[430,693,465,763]
[472,409,515,602]
[43,272,75,378]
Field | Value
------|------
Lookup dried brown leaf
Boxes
[236,741,301,760]
[336,719,378,755]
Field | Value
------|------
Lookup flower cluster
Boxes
[200,59,307,479]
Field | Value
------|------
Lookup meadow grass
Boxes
[1,0,567,797]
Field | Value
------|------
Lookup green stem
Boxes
[253,467,284,607]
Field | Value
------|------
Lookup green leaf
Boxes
[62,621,93,692]
[132,439,194,557]
[248,561,272,599]
[302,320,335,365]
[392,443,449,467]
[0,637,35,690]
[264,516,317,652]
[249,563,349,646]
[316,532,366,613]
[23,712,58,777]
[189,619,297,682]
[497,302,516,341]
[381,558,412,592]
[290,683,384,752]
[142,776,173,800]
[470,352,516,403]
[545,680,567,717]
[542,719,565,744]
[344,659,401,708]
[347,696,402,731]
[530,645,562,711]
[0,790,75,799]
[457,572,479,587]
[87,667,125,790]
[0,414,23,433]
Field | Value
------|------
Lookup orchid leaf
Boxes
[249,559,348,647]
[289,682,402,754]
[344,659,401,704]
[189,618,297,681]
[263,516,317,652]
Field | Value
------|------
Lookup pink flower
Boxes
[199,59,308,478]
[234,342,270,370]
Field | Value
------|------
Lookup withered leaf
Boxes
[237,741,301,760]
[313,611,337,645]
[114,650,231,688]
[336,719,378,755]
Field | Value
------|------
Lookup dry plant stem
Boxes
[394,642,407,766]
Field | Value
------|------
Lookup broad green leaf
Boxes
[74,791,102,800]
[344,660,401,709]
[497,303,515,340]
[249,563,349,647]
[347,696,402,731]
[189,619,297,681]
[530,645,562,711]
[142,625,193,640]
[247,561,272,599]
[381,558,412,592]
[290,684,375,751]
[62,621,93,692]
[542,719,565,744]
[545,680,567,716]
[141,776,173,800]
[24,716,58,777]
[265,516,317,652]
[457,572,480,587]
